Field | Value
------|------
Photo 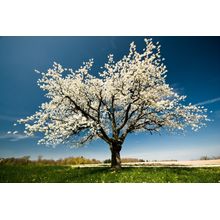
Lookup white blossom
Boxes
[18,39,209,147]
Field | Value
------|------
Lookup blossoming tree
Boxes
[19,39,209,169]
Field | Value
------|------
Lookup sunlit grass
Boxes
[1,164,220,183]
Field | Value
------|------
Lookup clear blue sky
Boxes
[0,37,220,161]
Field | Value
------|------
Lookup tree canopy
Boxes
[18,38,209,168]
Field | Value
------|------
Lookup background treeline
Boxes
[200,155,220,160]
[103,158,146,163]
[0,156,148,165]
[0,156,101,165]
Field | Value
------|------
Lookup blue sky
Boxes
[0,36,220,161]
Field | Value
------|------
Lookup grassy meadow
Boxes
[1,164,220,183]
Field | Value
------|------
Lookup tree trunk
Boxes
[110,142,122,170]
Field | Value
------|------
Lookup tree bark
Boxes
[110,142,122,170]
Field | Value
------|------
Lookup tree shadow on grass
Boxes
[61,167,110,183]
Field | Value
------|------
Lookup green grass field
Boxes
[1,164,220,183]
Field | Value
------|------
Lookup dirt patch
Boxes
[122,159,220,167]
[70,159,220,168]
